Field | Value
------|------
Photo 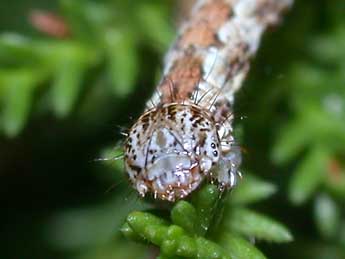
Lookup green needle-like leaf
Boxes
[289,146,329,205]
[0,34,41,65]
[226,208,293,243]
[124,211,231,259]
[105,30,138,97]
[229,175,276,205]
[0,70,40,137]
[121,222,146,243]
[192,184,222,236]
[219,233,267,259]
[314,193,340,239]
[126,211,167,245]
[271,118,312,164]
[136,3,174,50]
[51,46,88,117]
[171,201,198,235]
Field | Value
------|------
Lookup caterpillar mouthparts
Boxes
[124,102,241,202]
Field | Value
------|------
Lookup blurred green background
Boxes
[0,0,344,259]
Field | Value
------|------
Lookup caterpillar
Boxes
[124,0,293,201]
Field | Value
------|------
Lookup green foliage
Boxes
[226,176,292,244]
[229,175,276,205]
[268,2,345,255]
[288,146,328,205]
[225,208,292,243]
[219,233,266,259]
[122,179,291,259]
[314,193,341,239]
[0,0,173,137]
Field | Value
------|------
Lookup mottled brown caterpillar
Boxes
[124,0,293,201]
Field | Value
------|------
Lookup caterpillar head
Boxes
[124,103,222,201]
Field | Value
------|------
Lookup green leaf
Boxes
[226,208,293,243]
[195,236,230,259]
[314,193,340,239]
[126,211,168,245]
[51,46,88,117]
[310,28,345,63]
[0,70,40,137]
[136,3,174,50]
[104,30,138,97]
[125,211,231,259]
[289,146,329,205]
[230,175,276,205]
[219,233,267,259]
[171,201,198,235]
[192,184,221,236]
[271,118,311,164]
[121,222,146,243]
[0,34,41,65]
[60,0,110,42]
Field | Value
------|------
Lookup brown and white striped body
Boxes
[124,0,293,201]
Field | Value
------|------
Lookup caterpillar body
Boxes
[124,0,292,201]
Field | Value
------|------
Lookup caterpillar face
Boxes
[124,103,221,201]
